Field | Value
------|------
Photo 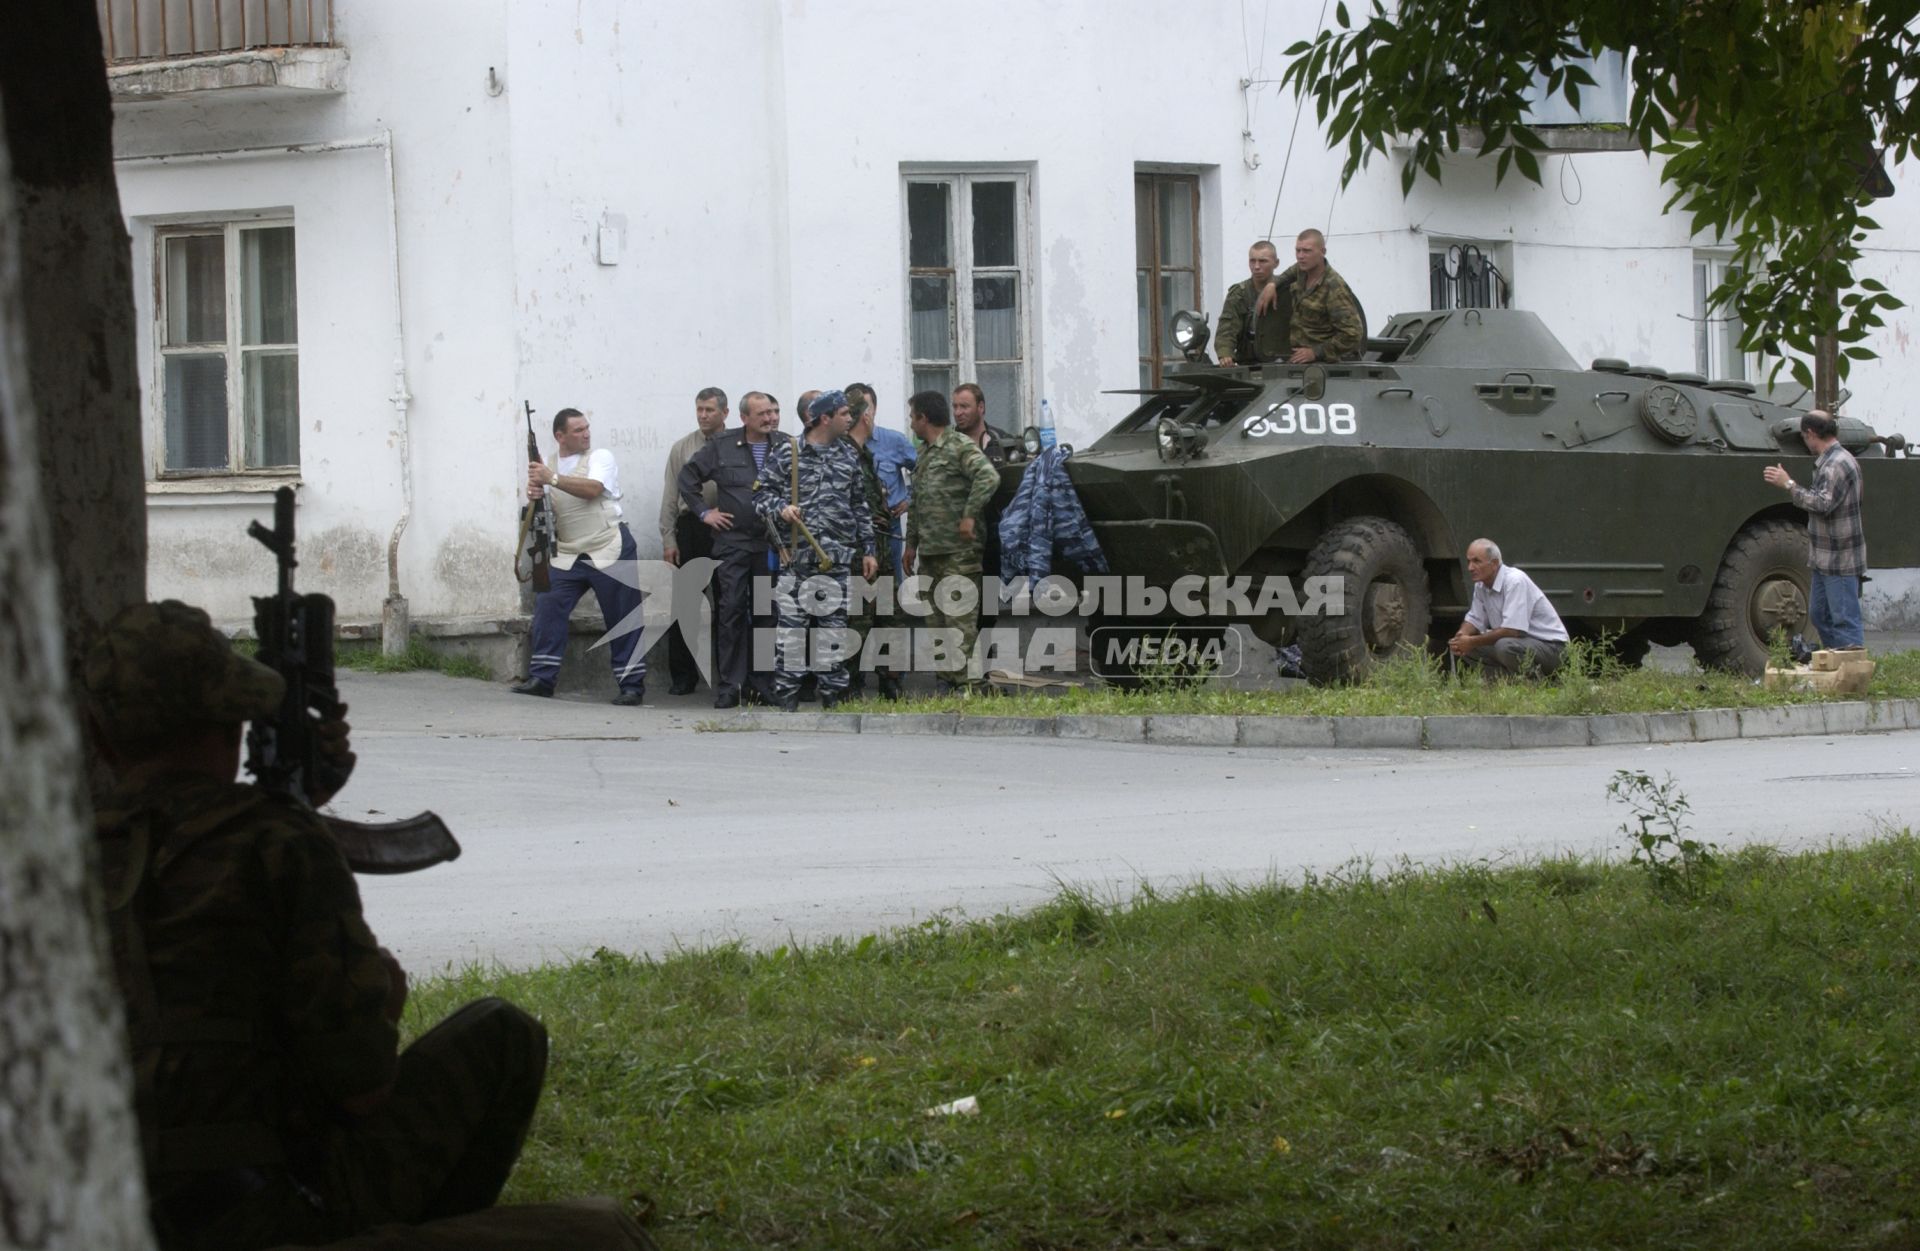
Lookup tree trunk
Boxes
[0,0,146,680]
[0,4,155,1248]
[0,95,155,1251]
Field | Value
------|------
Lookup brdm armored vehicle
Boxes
[1064,309,1917,682]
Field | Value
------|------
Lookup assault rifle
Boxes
[515,401,556,592]
[247,486,461,875]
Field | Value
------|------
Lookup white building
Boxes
[105,0,1920,638]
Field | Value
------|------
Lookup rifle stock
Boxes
[247,485,463,876]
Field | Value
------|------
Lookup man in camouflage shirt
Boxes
[904,389,1002,692]
[1219,230,1364,365]
[754,390,880,710]
[88,601,548,1250]
[1213,239,1289,366]
[844,388,903,699]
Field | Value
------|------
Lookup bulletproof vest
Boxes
[98,790,289,1182]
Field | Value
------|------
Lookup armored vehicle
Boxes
[1063,308,1916,682]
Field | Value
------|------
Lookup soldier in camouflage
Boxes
[87,601,549,1251]
[904,390,1002,693]
[1217,230,1364,365]
[844,388,903,699]
[1213,239,1289,366]
[753,390,879,710]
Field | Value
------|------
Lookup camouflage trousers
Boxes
[169,997,548,1251]
[917,549,984,686]
[769,563,852,699]
[845,553,898,682]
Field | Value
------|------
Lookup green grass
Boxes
[839,645,1920,719]
[336,638,492,680]
[410,834,1920,1249]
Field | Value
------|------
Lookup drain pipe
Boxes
[117,133,417,654]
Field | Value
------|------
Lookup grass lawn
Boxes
[410,833,1920,1249]
[835,646,1920,720]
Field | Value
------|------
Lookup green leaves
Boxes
[1281,0,1916,380]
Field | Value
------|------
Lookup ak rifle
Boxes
[515,401,556,591]
[247,486,461,874]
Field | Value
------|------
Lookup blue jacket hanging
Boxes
[997,445,1109,588]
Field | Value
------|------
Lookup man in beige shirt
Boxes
[659,387,728,695]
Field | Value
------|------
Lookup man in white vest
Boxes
[513,408,647,703]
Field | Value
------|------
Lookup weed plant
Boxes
[411,835,1920,1249]
[336,638,492,680]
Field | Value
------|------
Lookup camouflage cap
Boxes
[85,600,284,740]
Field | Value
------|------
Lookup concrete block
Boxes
[1821,702,1870,735]
[1868,699,1917,731]
[1690,708,1741,741]
[1646,711,1694,743]
[955,715,1051,738]
[1237,716,1336,749]
[859,712,959,737]
[1586,713,1651,746]
[810,713,864,733]
[1054,715,1146,743]
[1331,716,1423,749]
[768,711,835,733]
[1506,715,1591,748]
[1738,705,1823,738]
[1423,716,1512,750]
[1145,715,1240,747]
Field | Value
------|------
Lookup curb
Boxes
[707,697,1920,750]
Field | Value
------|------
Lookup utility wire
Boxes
[1266,0,1331,240]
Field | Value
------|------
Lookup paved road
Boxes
[335,671,1920,972]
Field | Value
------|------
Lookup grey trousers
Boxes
[1480,636,1565,679]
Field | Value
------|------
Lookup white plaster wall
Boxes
[109,0,1920,629]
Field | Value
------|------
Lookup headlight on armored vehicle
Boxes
[1156,416,1206,461]
[1023,426,1043,457]
[1171,309,1211,361]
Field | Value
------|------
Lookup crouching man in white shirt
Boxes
[1447,538,1569,680]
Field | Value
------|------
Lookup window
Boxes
[157,221,299,473]
[905,173,1029,427]
[1428,240,1511,310]
[1135,173,1199,388]
[1693,252,1749,381]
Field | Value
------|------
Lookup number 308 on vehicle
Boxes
[1241,402,1358,438]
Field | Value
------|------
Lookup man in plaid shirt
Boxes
[1764,409,1866,649]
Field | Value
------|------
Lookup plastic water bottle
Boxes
[1038,398,1057,450]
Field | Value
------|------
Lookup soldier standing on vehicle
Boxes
[1214,239,1289,366]
[88,601,549,1250]
[1448,539,1570,679]
[753,390,878,710]
[1223,230,1365,365]
[515,408,647,704]
[1764,409,1867,649]
[660,386,728,696]
[905,390,1002,693]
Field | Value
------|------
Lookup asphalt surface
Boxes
[335,669,1920,973]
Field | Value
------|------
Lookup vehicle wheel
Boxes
[1296,517,1433,683]
[1691,519,1810,675]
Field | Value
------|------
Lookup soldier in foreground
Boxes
[904,390,1001,694]
[754,390,879,710]
[89,601,552,1249]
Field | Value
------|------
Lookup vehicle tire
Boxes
[1296,516,1433,683]
[1691,519,1810,675]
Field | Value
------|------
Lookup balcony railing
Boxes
[97,0,334,63]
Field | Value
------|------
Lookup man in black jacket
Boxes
[678,391,788,708]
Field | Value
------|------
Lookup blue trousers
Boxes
[528,525,645,691]
[1810,571,1865,649]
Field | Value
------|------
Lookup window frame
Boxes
[901,170,1034,427]
[1135,172,1202,389]
[151,216,301,478]
[1692,251,1754,382]
[1427,238,1513,311]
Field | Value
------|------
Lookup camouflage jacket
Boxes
[753,434,877,568]
[1213,276,1290,363]
[850,437,897,576]
[907,427,1001,557]
[95,767,397,1192]
[997,445,1109,585]
[1277,263,1364,361]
